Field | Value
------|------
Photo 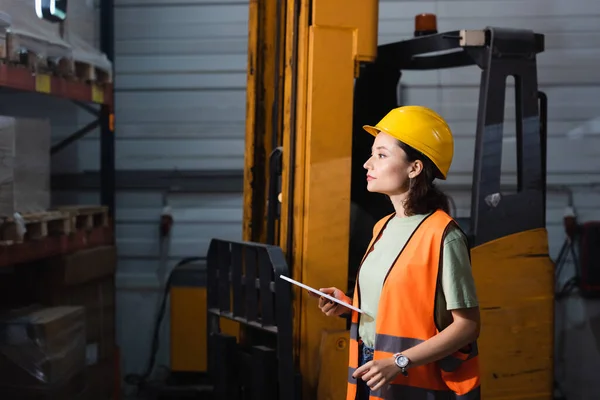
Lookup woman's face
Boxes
[363,132,421,196]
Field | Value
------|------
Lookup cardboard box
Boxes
[38,245,117,286]
[0,306,86,391]
[0,116,51,217]
[19,246,118,365]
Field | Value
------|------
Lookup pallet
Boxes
[74,61,112,84]
[0,211,72,244]
[55,205,110,231]
[5,32,47,72]
[3,32,74,77]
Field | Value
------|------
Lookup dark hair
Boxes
[397,141,450,216]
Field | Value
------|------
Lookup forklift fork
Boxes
[206,239,298,400]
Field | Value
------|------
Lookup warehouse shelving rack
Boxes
[0,0,115,267]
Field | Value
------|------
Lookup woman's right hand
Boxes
[312,287,352,317]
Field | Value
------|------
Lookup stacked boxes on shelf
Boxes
[62,0,113,83]
[0,115,75,245]
[0,116,51,217]
[32,245,118,369]
[0,1,117,398]
[0,1,71,73]
[0,0,112,82]
[0,305,87,398]
[6,245,118,399]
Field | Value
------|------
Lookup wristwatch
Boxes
[393,353,410,377]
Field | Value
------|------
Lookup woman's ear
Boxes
[408,160,424,179]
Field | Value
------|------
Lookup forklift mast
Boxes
[206,2,554,399]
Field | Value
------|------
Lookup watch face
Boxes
[396,355,409,368]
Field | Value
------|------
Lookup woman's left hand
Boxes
[352,357,400,392]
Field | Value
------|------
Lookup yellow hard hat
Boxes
[363,105,454,180]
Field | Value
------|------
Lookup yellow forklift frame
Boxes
[205,2,554,399]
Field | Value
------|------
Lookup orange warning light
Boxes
[415,13,438,36]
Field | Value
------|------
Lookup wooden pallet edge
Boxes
[0,210,73,243]
[3,32,76,77]
[73,61,112,84]
[5,32,48,72]
[54,205,110,231]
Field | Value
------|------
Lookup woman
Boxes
[317,106,481,400]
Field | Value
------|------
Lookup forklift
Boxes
[204,2,554,399]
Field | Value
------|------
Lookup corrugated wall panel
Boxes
[104,0,249,387]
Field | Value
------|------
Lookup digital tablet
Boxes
[279,275,364,314]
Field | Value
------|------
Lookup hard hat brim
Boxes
[362,125,380,137]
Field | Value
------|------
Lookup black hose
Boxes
[124,256,205,391]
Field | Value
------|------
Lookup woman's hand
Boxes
[352,357,400,392]
[310,287,351,317]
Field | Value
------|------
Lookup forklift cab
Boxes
[206,26,552,400]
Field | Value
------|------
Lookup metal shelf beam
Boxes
[0,226,114,268]
[0,64,113,105]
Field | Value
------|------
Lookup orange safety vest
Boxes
[347,210,481,400]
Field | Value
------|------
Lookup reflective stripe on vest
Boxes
[346,210,481,400]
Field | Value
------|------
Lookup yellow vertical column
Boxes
[279,1,378,398]
[243,0,285,243]
[302,25,355,398]
[242,0,260,242]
